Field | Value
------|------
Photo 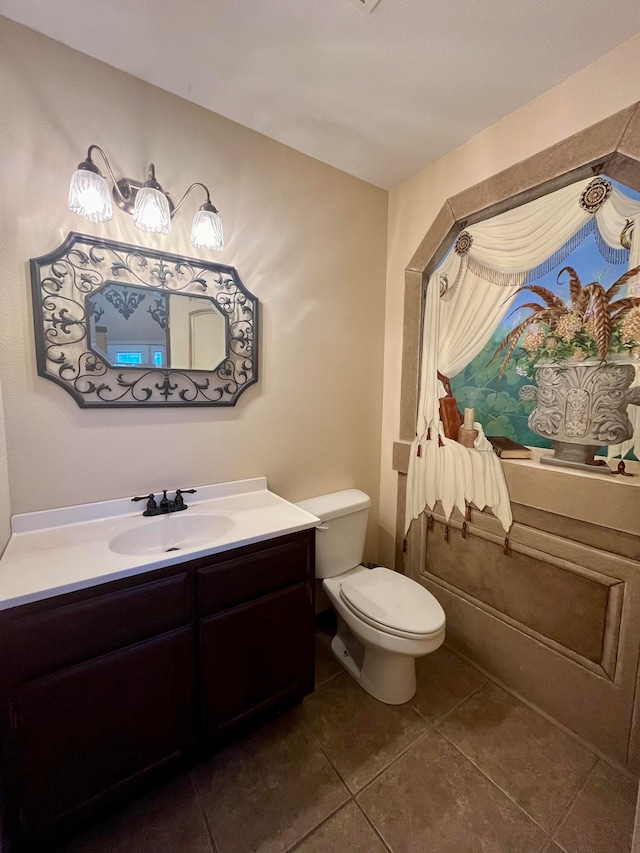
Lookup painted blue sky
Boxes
[503,229,628,336]
[472,177,638,338]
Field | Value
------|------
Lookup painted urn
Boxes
[519,359,640,466]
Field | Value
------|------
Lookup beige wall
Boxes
[0,372,10,551]
[0,18,387,553]
[379,31,640,566]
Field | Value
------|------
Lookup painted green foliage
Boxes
[450,334,542,445]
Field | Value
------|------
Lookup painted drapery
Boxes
[406,177,640,534]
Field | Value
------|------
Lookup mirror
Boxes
[86,284,227,371]
[30,233,258,407]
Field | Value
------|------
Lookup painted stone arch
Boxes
[393,102,640,556]
[398,102,640,446]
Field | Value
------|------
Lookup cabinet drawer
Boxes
[197,534,313,616]
[2,572,193,683]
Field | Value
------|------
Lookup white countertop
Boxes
[0,478,320,611]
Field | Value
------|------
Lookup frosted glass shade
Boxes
[133,186,171,235]
[68,169,112,223]
[191,208,224,251]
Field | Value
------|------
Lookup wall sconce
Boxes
[68,144,224,251]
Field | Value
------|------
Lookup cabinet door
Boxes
[8,626,196,842]
[200,583,314,746]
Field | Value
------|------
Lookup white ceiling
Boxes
[2,0,640,188]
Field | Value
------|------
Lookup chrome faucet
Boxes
[132,488,197,517]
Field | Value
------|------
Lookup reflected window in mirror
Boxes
[86,284,227,372]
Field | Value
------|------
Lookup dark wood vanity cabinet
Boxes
[0,528,315,851]
[197,535,316,746]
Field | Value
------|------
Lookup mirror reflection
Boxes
[86,283,227,371]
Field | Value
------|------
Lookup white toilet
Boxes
[296,489,445,705]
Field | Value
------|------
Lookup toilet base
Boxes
[331,631,417,705]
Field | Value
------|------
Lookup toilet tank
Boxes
[295,489,371,579]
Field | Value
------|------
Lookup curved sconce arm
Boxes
[173,182,219,216]
[68,144,224,251]
[80,145,136,207]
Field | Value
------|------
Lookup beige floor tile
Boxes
[554,760,638,853]
[314,629,342,687]
[195,711,349,853]
[357,730,547,853]
[56,774,212,853]
[301,672,428,793]
[293,802,387,852]
[438,681,597,831]
[411,646,486,723]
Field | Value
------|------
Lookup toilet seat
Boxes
[339,567,445,640]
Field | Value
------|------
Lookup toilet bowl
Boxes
[296,489,445,705]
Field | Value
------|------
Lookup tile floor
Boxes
[55,623,638,853]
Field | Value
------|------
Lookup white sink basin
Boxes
[109,513,234,556]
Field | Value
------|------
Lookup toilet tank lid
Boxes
[295,489,371,522]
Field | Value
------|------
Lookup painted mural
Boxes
[449,177,640,461]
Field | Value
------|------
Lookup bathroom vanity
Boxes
[0,479,318,851]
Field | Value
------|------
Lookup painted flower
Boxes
[522,326,544,352]
[555,311,582,342]
[492,265,640,378]
[621,308,640,345]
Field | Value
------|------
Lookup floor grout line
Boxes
[189,767,220,853]
[443,643,637,782]
[296,708,356,797]
[413,676,489,728]
[284,799,356,852]
[546,752,599,839]
[353,799,394,852]
[548,758,600,848]
[313,667,343,690]
[435,726,557,837]
[352,728,432,797]
[299,670,435,798]
[312,637,584,837]
[65,635,636,853]
[301,698,434,798]
[535,836,554,853]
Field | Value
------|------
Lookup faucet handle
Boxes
[174,488,197,509]
[132,493,157,512]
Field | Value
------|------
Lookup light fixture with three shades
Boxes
[68,145,224,251]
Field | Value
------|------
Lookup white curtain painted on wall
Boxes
[406,177,640,534]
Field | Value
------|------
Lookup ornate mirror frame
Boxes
[30,232,258,407]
